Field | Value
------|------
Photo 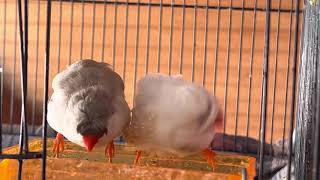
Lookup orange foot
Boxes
[133,150,142,165]
[52,133,65,158]
[105,141,115,163]
[202,148,216,169]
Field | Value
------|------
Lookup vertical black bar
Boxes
[258,0,271,179]
[68,0,74,65]
[178,0,185,75]
[19,0,29,154]
[202,0,209,86]
[57,0,62,72]
[16,0,24,144]
[91,0,96,59]
[80,0,85,59]
[32,0,41,135]
[287,0,300,179]
[191,0,197,82]
[17,0,25,178]
[168,0,174,75]
[245,0,257,152]
[222,0,233,150]
[133,0,140,104]
[112,0,118,69]
[101,0,107,62]
[270,0,282,155]
[24,0,29,149]
[282,0,294,156]
[257,71,264,148]
[0,0,7,153]
[156,0,163,73]
[234,0,245,151]
[122,0,129,82]
[21,0,29,152]
[9,0,18,134]
[43,0,52,179]
[213,0,221,95]
[144,0,151,74]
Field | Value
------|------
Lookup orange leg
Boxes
[133,150,142,165]
[105,141,115,163]
[52,133,65,158]
[202,148,216,168]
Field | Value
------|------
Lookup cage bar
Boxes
[133,0,140,103]
[282,0,294,156]
[90,0,96,59]
[156,0,163,73]
[144,0,151,74]
[201,0,209,86]
[68,0,74,65]
[270,0,282,155]
[222,0,233,150]
[101,0,107,62]
[9,0,18,135]
[0,0,6,154]
[122,0,129,82]
[80,0,85,60]
[57,0,63,72]
[112,0,118,69]
[191,0,197,82]
[234,0,245,151]
[245,0,257,153]
[168,0,174,76]
[258,0,271,179]
[212,0,220,96]
[178,0,185,74]
[42,0,52,179]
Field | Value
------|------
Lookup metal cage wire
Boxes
[0,0,305,179]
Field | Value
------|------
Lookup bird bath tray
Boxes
[0,139,256,179]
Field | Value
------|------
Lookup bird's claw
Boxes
[202,148,216,169]
[52,133,65,158]
[105,141,115,163]
[133,150,142,165]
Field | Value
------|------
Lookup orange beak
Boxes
[83,135,99,152]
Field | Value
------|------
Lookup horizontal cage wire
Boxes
[0,0,305,179]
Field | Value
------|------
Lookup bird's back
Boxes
[124,74,219,156]
[52,59,124,98]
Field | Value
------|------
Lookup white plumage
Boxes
[47,60,130,150]
[123,73,223,157]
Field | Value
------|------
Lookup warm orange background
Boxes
[0,0,303,144]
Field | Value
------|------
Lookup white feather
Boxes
[47,60,130,148]
[123,73,221,157]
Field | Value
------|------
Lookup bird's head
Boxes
[71,87,114,152]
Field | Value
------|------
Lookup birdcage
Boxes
[1,0,319,179]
